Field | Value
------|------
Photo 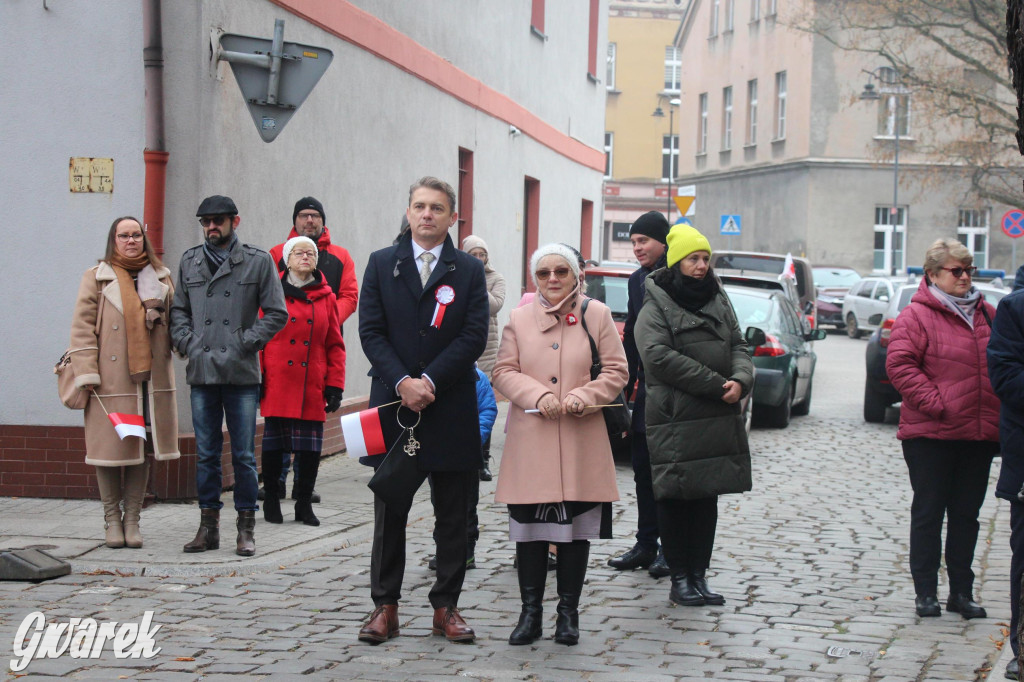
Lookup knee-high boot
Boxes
[293,450,321,526]
[95,467,124,548]
[121,460,149,548]
[554,540,589,646]
[509,541,548,645]
[261,449,284,524]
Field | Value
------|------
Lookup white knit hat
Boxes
[529,243,581,289]
[282,236,318,266]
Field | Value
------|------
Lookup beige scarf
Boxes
[108,253,154,383]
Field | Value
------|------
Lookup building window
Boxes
[709,0,720,37]
[662,134,679,181]
[774,70,787,140]
[746,79,758,145]
[722,86,733,150]
[958,208,990,268]
[750,0,760,21]
[604,132,614,178]
[874,206,906,274]
[606,43,617,90]
[724,0,735,31]
[698,92,709,154]
[587,0,600,80]
[664,46,681,93]
[876,66,910,137]
[531,0,545,36]
[457,148,474,245]
[766,0,777,16]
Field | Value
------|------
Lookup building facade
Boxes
[0,0,608,498]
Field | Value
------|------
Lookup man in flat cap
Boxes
[170,195,287,557]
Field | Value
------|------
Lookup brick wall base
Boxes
[0,397,368,500]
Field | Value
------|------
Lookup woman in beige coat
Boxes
[68,216,179,549]
[493,243,627,647]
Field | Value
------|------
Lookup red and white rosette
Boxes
[431,285,456,328]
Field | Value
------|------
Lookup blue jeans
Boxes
[191,385,260,511]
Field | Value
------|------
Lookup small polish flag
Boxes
[782,252,797,280]
[341,408,387,459]
[109,413,147,440]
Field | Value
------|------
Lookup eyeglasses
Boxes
[536,267,572,280]
[290,250,316,260]
[198,215,231,227]
[116,233,144,243]
[296,212,322,221]
[941,266,978,278]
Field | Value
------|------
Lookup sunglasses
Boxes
[536,267,572,280]
[198,215,231,227]
[940,266,977,278]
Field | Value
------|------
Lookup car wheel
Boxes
[760,383,793,428]
[863,382,887,423]
[846,313,861,339]
[792,377,812,416]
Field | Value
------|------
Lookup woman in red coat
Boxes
[886,238,1000,620]
[260,236,345,526]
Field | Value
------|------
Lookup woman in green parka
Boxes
[634,223,754,607]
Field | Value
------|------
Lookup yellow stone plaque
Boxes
[69,157,114,193]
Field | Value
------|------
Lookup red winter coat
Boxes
[260,272,346,421]
[269,226,358,325]
[885,278,999,442]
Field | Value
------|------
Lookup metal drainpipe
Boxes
[143,0,168,257]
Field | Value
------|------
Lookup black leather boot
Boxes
[689,568,725,605]
[669,573,705,606]
[261,450,283,524]
[509,541,548,645]
[183,509,219,553]
[554,541,589,645]
[236,510,256,556]
[293,451,321,527]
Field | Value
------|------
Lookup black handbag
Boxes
[367,411,426,507]
[580,299,632,435]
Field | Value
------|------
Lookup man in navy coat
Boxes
[357,176,489,644]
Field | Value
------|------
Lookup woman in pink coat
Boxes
[493,243,627,647]
[886,238,1000,620]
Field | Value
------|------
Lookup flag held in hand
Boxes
[109,413,146,440]
[341,408,386,459]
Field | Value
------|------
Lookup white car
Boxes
[840,276,911,339]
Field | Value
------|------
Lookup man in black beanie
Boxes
[608,211,671,577]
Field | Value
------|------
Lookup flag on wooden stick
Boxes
[341,408,387,459]
[109,413,146,440]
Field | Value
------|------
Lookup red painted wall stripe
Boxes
[270,0,605,172]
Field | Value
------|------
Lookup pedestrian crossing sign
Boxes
[720,215,741,235]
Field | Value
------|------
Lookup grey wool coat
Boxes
[634,270,753,501]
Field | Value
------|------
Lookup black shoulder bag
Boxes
[580,298,632,435]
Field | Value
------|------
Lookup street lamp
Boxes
[860,69,906,276]
[652,97,681,219]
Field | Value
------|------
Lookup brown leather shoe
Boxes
[358,604,399,644]
[431,606,475,643]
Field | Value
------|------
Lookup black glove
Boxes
[324,386,343,413]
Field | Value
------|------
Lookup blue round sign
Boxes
[1003,210,1024,239]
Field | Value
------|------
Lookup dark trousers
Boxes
[656,496,718,575]
[371,469,475,608]
[1011,500,1024,657]
[902,438,996,596]
[429,472,481,550]
[631,431,660,551]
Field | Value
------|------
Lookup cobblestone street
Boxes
[0,334,1015,680]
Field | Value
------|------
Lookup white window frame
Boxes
[750,0,760,21]
[873,206,906,274]
[722,86,733,150]
[709,0,720,37]
[774,71,787,140]
[876,67,911,138]
[662,134,679,182]
[746,79,758,145]
[664,46,681,93]
[766,0,777,16]
[724,0,735,32]
[958,208,990,268]
[604,132,613,179]
[606,43,617,91]
[698,93,709,154]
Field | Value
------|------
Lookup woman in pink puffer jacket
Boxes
[886,238,1000,621]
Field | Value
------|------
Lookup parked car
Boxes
[813,266,861,330]
[863,281,1009,422]
[724,284,827,428]
[584,263,637,337]
[841,276,911,339]
[713,250,816,325]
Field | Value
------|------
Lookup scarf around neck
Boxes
[107,253,153,383]
[928,282,982,329]
[655,266,720,312]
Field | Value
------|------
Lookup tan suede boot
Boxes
[95,467,125,548]
[121,460,149,549]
